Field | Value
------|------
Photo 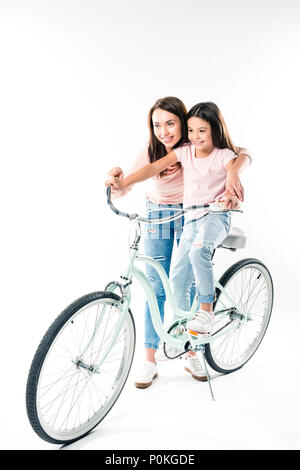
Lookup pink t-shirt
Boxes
[174,143,237,221]
[114,144,251,206]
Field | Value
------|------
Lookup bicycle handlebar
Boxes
[106,186,242,224]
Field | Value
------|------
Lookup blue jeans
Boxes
[144,201,196,350]
[171,213,231,310]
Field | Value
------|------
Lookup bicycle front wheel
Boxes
[26,291,135,445]
[205,258,273,374]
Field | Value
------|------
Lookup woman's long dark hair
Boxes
[147,96,188,177]
[187,102,237,154]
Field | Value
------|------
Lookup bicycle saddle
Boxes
[219,226,247,250]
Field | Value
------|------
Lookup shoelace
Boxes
[195,310,213,326]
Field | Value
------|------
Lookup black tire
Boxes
[26,291,135,444]
[204,258,273,374]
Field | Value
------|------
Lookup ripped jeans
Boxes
[171,213,231,310]
[144,201,196,350]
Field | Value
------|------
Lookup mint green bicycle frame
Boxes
[87,214,246,374]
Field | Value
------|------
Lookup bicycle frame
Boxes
[26,185,272,438]
[89,216,246,372]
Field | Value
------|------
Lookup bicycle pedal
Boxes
[188,329,201,337]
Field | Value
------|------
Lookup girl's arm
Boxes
[106,147,150,199]
[106,151,178,191]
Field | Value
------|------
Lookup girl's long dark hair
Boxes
[147,96,188,177]
[187,102,237,154]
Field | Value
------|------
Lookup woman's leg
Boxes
[143,237,173,360]
[135,204,178,388]
[143,203,180,361]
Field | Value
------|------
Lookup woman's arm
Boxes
[221,156,247,208]
[106,151,178,191]
[226,152,251,201]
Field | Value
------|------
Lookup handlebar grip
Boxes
[106,185,124,217]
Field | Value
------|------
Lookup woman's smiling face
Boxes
[152,108,182,150]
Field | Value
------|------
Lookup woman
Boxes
[106,97,251,388]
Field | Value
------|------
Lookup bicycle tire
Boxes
[26,291,135,444]
[204,258,273,374]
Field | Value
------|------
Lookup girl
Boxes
[106,99,251,387]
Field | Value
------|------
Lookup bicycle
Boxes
[26,186,273,445]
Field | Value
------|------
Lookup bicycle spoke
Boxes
[207,262,273,372]
[28,295,135,442]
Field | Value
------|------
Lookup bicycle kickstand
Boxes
[199,346,215,401]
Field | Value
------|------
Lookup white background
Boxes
[1,0,300,450]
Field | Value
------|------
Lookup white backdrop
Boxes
[1,0,300,450]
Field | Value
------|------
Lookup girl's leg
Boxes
[200,302,213,312]
[187,213,231,332]
[175,224,197,309]
[171,222,197,314]
[170,222,206,372]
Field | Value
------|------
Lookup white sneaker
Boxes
[184,354,207,382]
[186,310,214,335]
[134,362,158,389]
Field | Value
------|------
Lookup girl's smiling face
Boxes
[188,116,214,156]
[152,108,182,150]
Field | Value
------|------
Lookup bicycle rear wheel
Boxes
[26,291,135,444]
[205,258,273,374]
